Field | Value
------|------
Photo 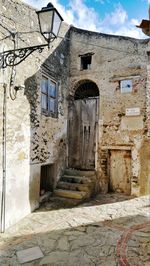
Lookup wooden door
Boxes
[109,150,131,195]
[68,98,98,170]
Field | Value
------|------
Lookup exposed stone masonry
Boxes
[69,27,149,196]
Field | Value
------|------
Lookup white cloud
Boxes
[68,0,101,31]
[95,0,110,3]
[22,0,75,25]
[22,0,146,39]
[108,3,128,25]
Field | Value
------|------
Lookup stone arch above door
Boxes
[70,79,99,99]
[74,80,99,99]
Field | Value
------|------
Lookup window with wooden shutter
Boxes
[41,75,58,117]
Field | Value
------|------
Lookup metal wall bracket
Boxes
[0,44,48,68]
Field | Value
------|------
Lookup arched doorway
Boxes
[68,80,99,170]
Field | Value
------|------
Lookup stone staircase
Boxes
[53,169,97,206]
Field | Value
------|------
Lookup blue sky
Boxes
[23,0,150,38]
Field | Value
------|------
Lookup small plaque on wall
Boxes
[126,108,140,116]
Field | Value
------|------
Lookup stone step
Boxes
[64,169,95,177]
[57,181,92,193]
[62,175,95,184]
[54,189,88,200]
[47,196,81,208]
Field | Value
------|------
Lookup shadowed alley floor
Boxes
[0,193,149,266]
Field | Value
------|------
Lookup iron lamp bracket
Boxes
[0,43,48,69]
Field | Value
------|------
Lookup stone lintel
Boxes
[101,145,133,150]
[109,75,141,82]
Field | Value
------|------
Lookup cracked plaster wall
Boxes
[0,0,70,228]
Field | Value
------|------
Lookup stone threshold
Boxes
[39,191,52,203]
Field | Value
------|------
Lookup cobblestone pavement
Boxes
[0,193,149,266]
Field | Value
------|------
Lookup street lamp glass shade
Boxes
[36,3,63,43]
[53,12,62,36]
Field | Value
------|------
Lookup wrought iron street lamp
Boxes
[0,2,63,69]
[36,3,63,45]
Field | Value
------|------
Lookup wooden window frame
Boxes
[41,75,58,118]
[80,55,92,70]
[79,53,94,71]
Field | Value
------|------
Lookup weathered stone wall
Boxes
[69,27,149,196]
[0,0,70,228]
[140,53,150,195]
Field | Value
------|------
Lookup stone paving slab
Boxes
[0,193,149,265]
[16,246,44,264]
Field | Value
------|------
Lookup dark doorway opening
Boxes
[40,164,55,196]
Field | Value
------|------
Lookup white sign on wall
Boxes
[126,107,140,116]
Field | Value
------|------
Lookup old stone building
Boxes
[69,27,149,197]
[0,0,149,229]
